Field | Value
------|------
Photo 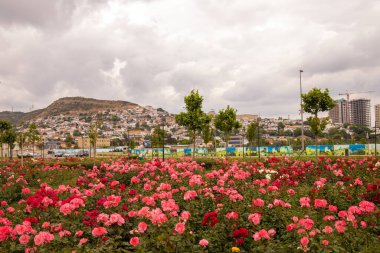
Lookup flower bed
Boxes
[0,157,379,252]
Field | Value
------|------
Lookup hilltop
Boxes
[0,97,140,125]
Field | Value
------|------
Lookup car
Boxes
[63,153,75,157]
[17,152,33,158]
[54,151,65,157]
[76,150,89,157]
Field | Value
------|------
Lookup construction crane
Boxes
[338,91,374,124]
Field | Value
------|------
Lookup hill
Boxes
[0,97,140,125]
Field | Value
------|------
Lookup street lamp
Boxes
[19,131,25,168]
[242,126,245,158]
[257,117,261,160]
[299,70,305,154]
[162,117,165,161]
[42,137,44,159]
[212,125,216,156]
[375,121,378,157]
[81,133,84,154]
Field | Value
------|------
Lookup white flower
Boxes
[375,162,380,168]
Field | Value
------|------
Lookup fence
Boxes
[52,144,380,157]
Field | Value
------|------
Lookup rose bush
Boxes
[0,156,379,252]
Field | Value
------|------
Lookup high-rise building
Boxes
[375,104,380,125]
[329,99,349,124]
[350,99,371,127]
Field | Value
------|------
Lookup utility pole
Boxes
[242,126,245,158]
[299,70,305,154]
[21,132,24,168]
[162,118,165,161]
[81,134,84,154]
[257,118,261,160]
[375,121,378,157]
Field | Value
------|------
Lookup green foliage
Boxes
[308,116,329,137]
[302,88,335,158]
[302,88,335,137]
[64,133,74,148]
[201,123,214,146]
[175,90,210,157]
[214,105,241,155]
[277,121,285,135]
[28,123,41,144]
[73,129,81,137]
[4,128,17,150]
[0,120,16,158]
[88,120,102,158]
[129,140,137,149]
[349,125,372,142]
[26,122,41,156]
[151,126,165,148]
[0,120,12,144]
[302,88,336,117]
[246,122,258,146]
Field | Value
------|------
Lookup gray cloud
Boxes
[0,0,379,123]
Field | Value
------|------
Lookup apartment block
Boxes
[350,99,371,127]
[375,104,380,125]
[329,99,349,124]
[77,137,111,148]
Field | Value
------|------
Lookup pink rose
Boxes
[19,235,30,245]
[92,227,108,237]
[138,222,148,233]
[79,238,88,245]
[75,231,83,237]
[175,222,185,234]
[130,236,140,247]
[300,236,309,247]
[248,213,261,225]
[199,239,209,247]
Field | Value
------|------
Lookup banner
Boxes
[367,144,380,155]
[333,145,349,156]
[305,145,333,155]
[349,144,366,155]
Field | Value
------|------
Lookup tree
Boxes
[246,122,258,147]
[64,133,74,148]
[88,120,102,158]
[151,126,166,157]
[214,105,241,156]
[349,125,371,142]
[302,88,336,160]
[3,128,16,159]
[0,120,12,160]
[111,138,123,147]
[151,126,165,148]
[277,122,285,136]
[175,90,210,158]
[28,123,41,156]
[201,123,214,147]
[16,131,27,166]
[73,129,81,137]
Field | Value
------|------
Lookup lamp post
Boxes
[299,70,305,154]
[242,126,245,158]
[213,127,216,156]
[257,118,261,160]
[162,118,165,161]
[42,138,44,159]
[81,134,84,154]
[375,121,378,157]
[20,132,24,168]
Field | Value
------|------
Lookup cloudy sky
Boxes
[0,0,379,120]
